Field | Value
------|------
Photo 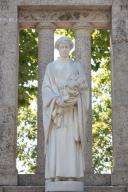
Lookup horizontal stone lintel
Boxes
[18,0,112,7]
[18,8,111,29]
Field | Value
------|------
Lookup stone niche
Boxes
[0,0,128,191]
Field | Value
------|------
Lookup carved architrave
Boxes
[18,7,111,29]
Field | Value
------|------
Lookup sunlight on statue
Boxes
[42,36,89,182]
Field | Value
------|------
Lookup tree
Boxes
[91,29,112,173]
[92,56,112,173]
[18,29,38,108]
[17,105,37,173]
[17,29,38,173]
[17,28,112,173]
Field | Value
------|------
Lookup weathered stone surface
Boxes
[1,186,127,192]
[75,26,92,173]
[0,0,18,185]
[0,0,9,11]
[36,22,54,176]
[84,186,126,192]
[18,0,112,7]
[84,174,111,186]
[0,106,16,169]
[4,186,44,192]
[111,0,128,185]
[46,181,84,192]
[19,8,111,29]
[112,171,128,186]
[18,174,44,186]
[112,0,128,43]
[18,174,111,186]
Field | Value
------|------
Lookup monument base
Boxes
[0,174,17,185]
[112,171,128,185]
[45,181,84,192]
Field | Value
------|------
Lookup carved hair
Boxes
[55,36,74,50]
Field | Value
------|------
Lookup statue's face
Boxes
[58,42,71,58]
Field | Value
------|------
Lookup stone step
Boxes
[2,186,44,192]
[0,186,126,192]
[84,186,126,192]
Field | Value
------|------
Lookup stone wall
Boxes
[111,0,128,185]
[0,0,18,185]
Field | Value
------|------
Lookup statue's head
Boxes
[55,36,73,50]
[55,36,73,59]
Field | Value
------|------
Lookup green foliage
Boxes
[91,29,110,71]
[55,29,75,40]
[17,28,112,174]
[92,58,112,173]
[91,30,112,173]
[17,29,38,173]
[17,104,37,173]
[19,29,38,108]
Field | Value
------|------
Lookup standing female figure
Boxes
[42,36,88,181]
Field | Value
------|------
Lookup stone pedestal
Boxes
[74,23,92,174]
[45,181,84,192]
[0,0,18,185]
[36,22,55,176]
[111,0,128,185]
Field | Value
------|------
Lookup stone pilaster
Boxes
[0,0,18,185]
[36,22,55,177]
[111,0,128,185]
[74,23,93,174]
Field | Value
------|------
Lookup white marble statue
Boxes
[42,36,89,181]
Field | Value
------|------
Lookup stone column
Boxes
[74,23,93,174]
[0,0,18,185]
[111,0,128,185]
[36,22,55,178]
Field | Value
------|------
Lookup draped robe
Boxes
[42,59,89,179]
